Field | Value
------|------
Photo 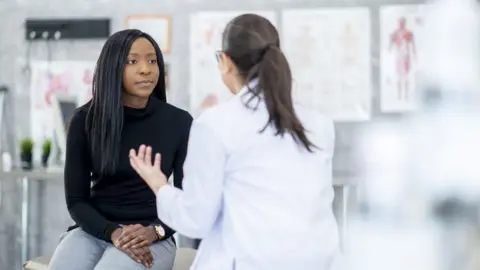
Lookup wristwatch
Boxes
[154,225,165,240]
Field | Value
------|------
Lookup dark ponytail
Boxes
[250,46,316,152]
[223,14,317,152]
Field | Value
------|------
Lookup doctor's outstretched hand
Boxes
[129,145,168,193]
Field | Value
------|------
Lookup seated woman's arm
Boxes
[64,111,120,242]
[172,115,193,190]
[154,113,193,240]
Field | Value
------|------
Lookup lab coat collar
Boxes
[236,79,265,110]
[236,79,259,96]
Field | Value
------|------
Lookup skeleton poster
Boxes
[282,8,372,121]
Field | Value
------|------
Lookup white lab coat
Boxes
[156,85,341,270]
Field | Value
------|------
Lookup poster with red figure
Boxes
[380,5,426,112]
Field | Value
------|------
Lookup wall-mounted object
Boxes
[25,19,111,41]
[125,15,172,54]
[379,5,424,113]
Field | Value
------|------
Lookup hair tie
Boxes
[258,43,276,62]
[263,43,276,53]
[267,43,277,49]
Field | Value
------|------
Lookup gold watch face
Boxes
[155,225,165,237]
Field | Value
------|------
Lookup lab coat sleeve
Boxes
[155,120,226,239]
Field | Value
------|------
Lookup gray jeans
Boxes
[48,228,176,270]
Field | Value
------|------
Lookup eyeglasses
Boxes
[215,50,222,62]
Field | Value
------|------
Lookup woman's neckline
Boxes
[123,96,159,120]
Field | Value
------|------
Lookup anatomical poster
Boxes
[282,8,372,121]
[380,5,425,112]
[189,11,277,117]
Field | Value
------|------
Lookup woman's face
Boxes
[122,38,160,100]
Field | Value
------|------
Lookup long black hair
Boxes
[86,29,166,175]
[222,14,316,152]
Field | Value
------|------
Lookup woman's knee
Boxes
[93,247,146,270]
[95,238,176,270]
[49,228,105,270]
[150,238,176,270]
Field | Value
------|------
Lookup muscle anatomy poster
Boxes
[282,8,372,121]
[189,11,276,117]
[380,5,425,112]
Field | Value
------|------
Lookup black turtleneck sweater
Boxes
[64,97,193,242]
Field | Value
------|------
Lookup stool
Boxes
[23,255,49,270]
[173,247,197,270]
[23,248,197,270]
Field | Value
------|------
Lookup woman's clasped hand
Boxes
[112,224,159,268]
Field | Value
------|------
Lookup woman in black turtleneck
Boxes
[48,29,192,270]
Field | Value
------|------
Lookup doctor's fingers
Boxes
[129,153,147,174]
[137,145,147,161]
[129,149,142,165]
[129,153,139,170]
[154,153,161,168]
[144,146,153,166]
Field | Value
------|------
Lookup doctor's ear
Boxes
[219,53,235,75]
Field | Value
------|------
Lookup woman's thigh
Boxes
[49,228,105,270]
[94,237,176,270]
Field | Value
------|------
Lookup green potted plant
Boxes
[41,139,52,168]
[20,138,34,170]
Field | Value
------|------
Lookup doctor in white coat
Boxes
[126,13,341,270]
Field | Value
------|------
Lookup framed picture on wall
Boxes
[125,15,172,54]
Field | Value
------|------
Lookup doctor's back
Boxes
[188,14,341,270]
[195,96,340,270]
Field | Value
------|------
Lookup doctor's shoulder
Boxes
[194,100,236,127]
[189,100,242,145]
